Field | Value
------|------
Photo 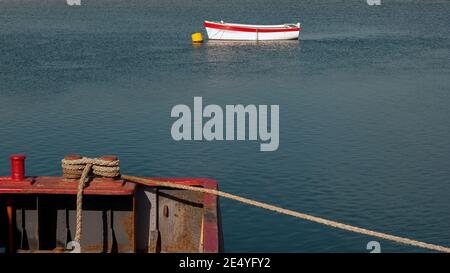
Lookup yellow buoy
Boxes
[191,32,203,43]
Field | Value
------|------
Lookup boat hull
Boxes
[0,176,223,253]
[204,21,301,41]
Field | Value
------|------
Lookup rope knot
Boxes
[61,155,120,179]
[61,155,121,246]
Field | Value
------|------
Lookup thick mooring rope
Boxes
[122,175,450,253]
[61,157,120,245]
[62,157,120,178]
[74,163,92,243]
[61,155,450,253]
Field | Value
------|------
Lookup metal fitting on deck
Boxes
[10,154,26,181]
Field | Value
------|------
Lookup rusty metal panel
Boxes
[10,195,135,253]
[135,186,206,253]
[158,189,203,253]
[1,176,222,253]
[14,195,39,250]
[56,208,74,249]
[102,195,135,253]
[51,195,105,252]
[135,186,158,252]
[72,195,135,253]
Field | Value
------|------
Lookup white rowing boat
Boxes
[204,20,301,41]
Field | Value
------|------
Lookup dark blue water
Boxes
[1,0,450,252]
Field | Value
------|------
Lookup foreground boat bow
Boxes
[0,155,223,253]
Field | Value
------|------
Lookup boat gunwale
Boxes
[0,176,222,253]
[204,20,301,33]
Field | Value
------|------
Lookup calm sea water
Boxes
[1,0,450,252]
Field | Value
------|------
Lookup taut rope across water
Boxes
[123,175,450,253]
[62,156,450,253]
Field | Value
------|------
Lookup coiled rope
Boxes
[61,156,121,244]
[61,156,450,253]
[61,157,120,179]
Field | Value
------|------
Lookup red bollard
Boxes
[100,155,118,162]
[95,155,120,183]
[10,154,26,181]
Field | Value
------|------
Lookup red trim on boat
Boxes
[0,176,223,253]
[204,22,300,33]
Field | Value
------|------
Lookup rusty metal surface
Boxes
[135,187,158,252]
[1,176,222,253]
[158,189,203,253]
[132,178,222,253]
[136,186,204,253]
[14,195,39,250]
[5,195,135,253]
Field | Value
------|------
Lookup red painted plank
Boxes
[204,21,300,33]
[0,176,222,253]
